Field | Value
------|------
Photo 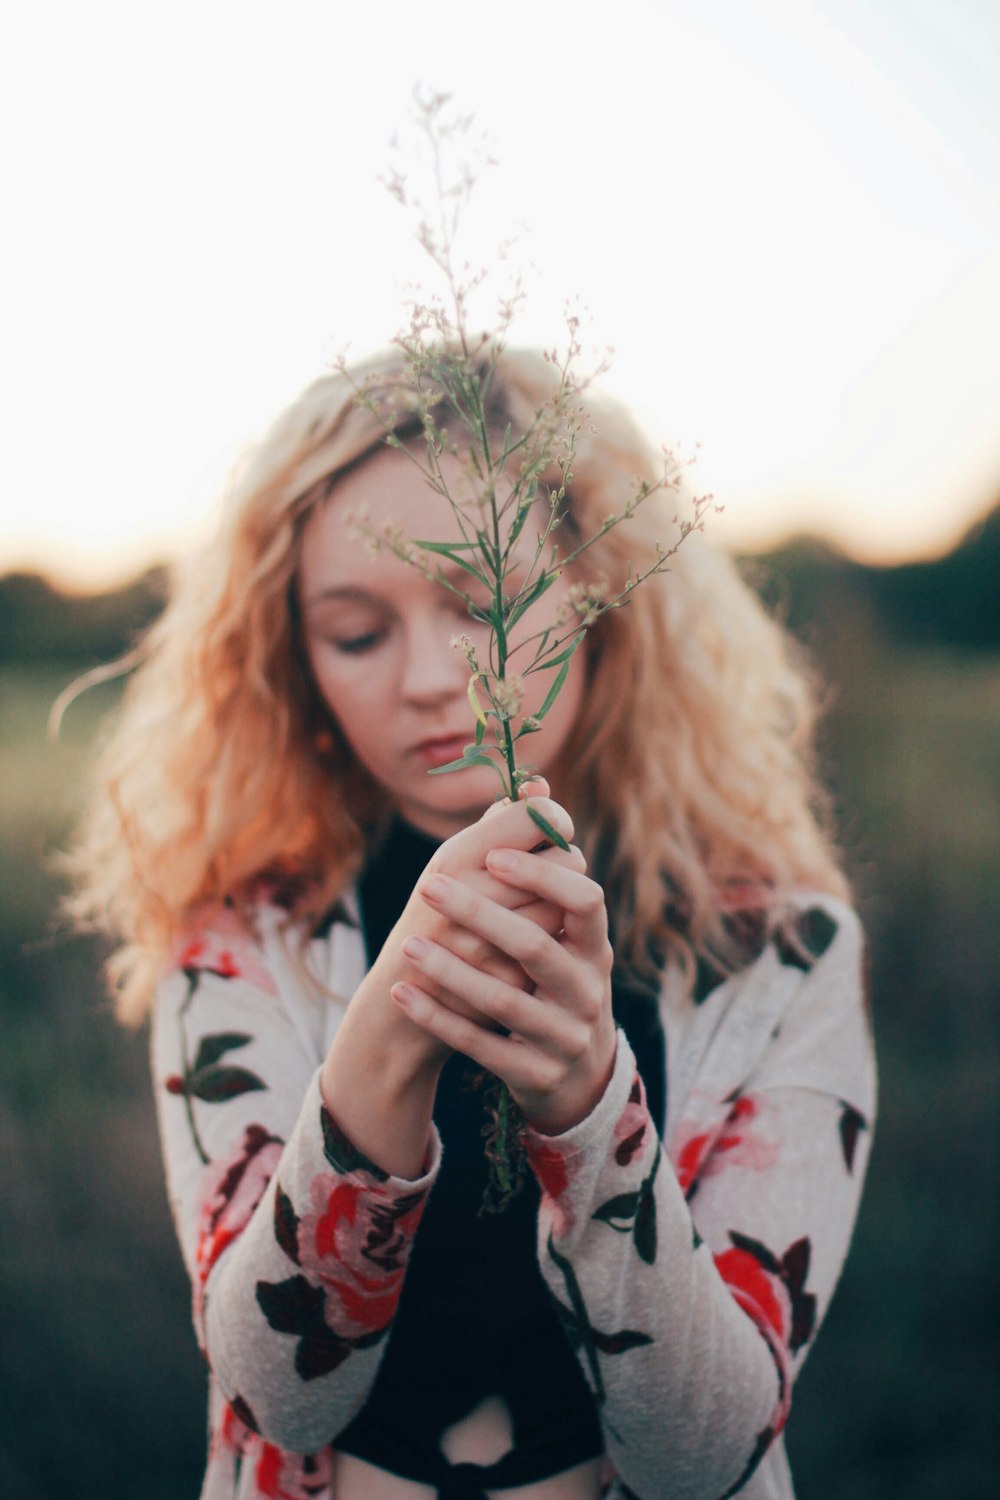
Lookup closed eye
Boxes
[330,630,386,655]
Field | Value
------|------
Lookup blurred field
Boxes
[2,616,999,1499]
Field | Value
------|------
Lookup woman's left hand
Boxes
[391,842,617,1135]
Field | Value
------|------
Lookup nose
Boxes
[400,613,471,705]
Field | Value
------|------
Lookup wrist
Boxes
[321,977,445,1179]
[517,1027,618,1137]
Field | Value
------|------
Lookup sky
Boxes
[2,0,998,591]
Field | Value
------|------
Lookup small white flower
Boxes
[492,675,525,720]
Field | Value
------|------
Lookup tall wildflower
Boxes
[342,90,714,1206]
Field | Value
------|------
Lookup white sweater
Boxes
[152,890,875,1500]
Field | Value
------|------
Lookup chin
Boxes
[406,780,496,836]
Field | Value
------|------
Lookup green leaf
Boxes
[537,631,586,669]
[474,529,502,576]
[591,1327,655,1355]
[415,543,491,587]
[526,803,571,851]
[321,1107,388,1180]
[507,486,537,548]
[273,1184,302,1266]
[534,656,571,723]
[192,1032,252,1073]
[506,571,559,628]
[347,1323,393,1352]
[413,538,482,553]
[592,1190,641,1230]
[467,674,488,727]
[187,1065,267,1102]
[428,748,499,776]
[634,1187,658,1265]
[549,1294,583,1351]
[729,1230,781,1274]
[255,1274,324,1335]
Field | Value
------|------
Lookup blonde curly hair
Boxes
[63,347,848,1023]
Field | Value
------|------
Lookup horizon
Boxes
[6,490,994,602]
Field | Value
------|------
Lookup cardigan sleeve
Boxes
[151,913,440,1454]
[523,900,875,1500]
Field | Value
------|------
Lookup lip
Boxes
[412,733,472,768]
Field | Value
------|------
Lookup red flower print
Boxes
[174,907,279,995]
[713,1231,817,1437]
[525,1138,577,1237]
[194,1124,284,1321]
[613,1074,652,1167]
[179,939,239,977]
[295,1172,426,1339]
[210,1400,331,1497]
[255,1441,333,1500]
[672,1093,778,1197]
[528,1140,570,1200]
[714,1244,790,1346]
[210,1396,257,1462]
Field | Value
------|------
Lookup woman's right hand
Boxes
[370,783,582,1055]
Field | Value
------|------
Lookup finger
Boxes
[403,935,532,1028]
[481,796,513,821]
[401,933,583,1049]
[478,775,549,825]
[504,845,588,937]
[447,796,575,866]
[419,873,578,995]
[484,849,611,957]
[465,842,585,918]
[390,980,556,1095]
[535,841,587,874]
[432,931,534,993]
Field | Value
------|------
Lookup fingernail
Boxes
[422,875,451,901]
[391,982,415,1007]
[487,849,517,872]
[402,936,429,961]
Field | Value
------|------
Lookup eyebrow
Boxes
[303,585,383,610]
[304,561,493,610]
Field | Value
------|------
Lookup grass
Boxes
[1,643,998,1499]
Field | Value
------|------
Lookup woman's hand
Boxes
[391,819,618,1136]
[319,784,582,1177]
[361,784,579,1059]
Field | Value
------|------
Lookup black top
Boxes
[334,819,665,1499]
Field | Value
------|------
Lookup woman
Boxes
[66,348,875,1500]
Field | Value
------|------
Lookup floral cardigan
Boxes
[152,891,875,1500]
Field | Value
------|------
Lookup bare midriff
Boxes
[330,1396,606,1498]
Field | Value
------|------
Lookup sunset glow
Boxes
[3,0,998,591]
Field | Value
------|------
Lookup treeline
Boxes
[2,500,997,665]
[749,499,999,654]
[0,566,168,665]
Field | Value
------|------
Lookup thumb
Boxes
[481,776,552,823]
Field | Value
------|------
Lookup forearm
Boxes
[524,1035,779,1500]
[153,947,442,1454]
[320,971,444,1180]
[203,1069,439,1452]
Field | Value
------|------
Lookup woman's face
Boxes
[297,443,587,840]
